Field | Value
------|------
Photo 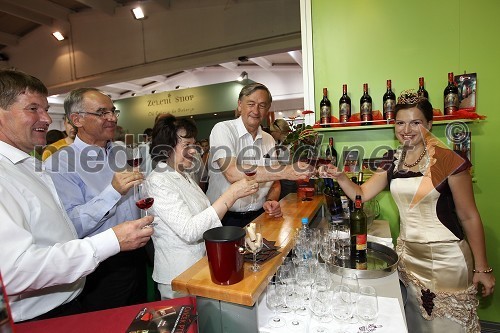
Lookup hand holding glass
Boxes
[245,222,263,272]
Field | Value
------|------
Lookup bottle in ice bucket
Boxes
[350,195,367,269]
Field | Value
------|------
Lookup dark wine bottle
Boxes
[325,137,338,166]
[327,180,343,221]
[320,87,332,126]
[443,72,459,115]
[383,79,396,121]
[418,77,429,100]
[339,84,351,123]
[360,83,372,125]
[350,194,367,259]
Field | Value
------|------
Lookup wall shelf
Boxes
[313,118,478,132]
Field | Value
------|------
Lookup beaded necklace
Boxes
[403,146,427,168]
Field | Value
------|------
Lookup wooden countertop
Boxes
[171,193,324,307]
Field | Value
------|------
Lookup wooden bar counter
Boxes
[172,193,324,306]
[171,193,324,333]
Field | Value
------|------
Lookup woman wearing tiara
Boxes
[323,91,494,332]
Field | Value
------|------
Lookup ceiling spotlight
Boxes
[131,93,136,97]
[151,90,156,94]
[237,71,248,82]
[52,31,65,41]
[132,6,145,19]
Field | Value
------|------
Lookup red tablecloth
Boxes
[14,297,198,333]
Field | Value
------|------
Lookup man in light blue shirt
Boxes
[45,88,147,311]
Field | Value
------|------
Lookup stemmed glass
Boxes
[277,260,294,313]
[126,145,143,169]
[356,285,379,325]
[319,236,334,265]
[244,223,263,272]
[295,263,314,316]
[266,280,286,328]
[341,272,359,324]
[310,281,333,333]
[135,184,154,216]
[284,280,305,330]
[332,285,355,333]
[243,165,257,210]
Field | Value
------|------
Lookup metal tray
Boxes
[331,242,399,278]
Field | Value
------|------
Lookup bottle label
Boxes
[356,234,367,251]
[360,102,372,117]
[340,195,350,219]
[444,93,459,114]
[320,106,331,123]
[383,99,395,115]
[339,103,351,122]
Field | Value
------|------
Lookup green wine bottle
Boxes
[350,194,367,259]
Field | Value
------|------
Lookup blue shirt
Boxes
[45,136,140,237]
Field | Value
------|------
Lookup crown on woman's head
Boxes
[397,89,426,105]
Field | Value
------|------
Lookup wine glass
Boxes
[284,281,305,330]
[356,285,379,325]
[295,263,314,316]
[310,281,333,333]
[319,237,334,265]
[331,285,354,333]
[340,272,359,324]
[126,145,143,169]
[135,184,154,217]
[244,223,263,272]
[266,280,286,328]
[243,165,257,210]
[337,224,351,260]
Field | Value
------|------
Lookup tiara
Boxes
[397,89,426,105]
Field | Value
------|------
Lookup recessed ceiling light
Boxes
[52,31,65,41]
[132,7,145,19]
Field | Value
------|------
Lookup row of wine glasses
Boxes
[266,262,379,332]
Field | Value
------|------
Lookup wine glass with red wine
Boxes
[126,145,143,169]
[135,183,154,217]
[244,165,257,210]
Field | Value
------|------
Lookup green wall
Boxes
[311,0,500,321]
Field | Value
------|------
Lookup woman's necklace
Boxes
[403,146,427,168]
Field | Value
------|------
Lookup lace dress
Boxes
[385,143,480,333]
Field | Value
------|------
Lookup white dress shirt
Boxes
[44,136,140,237]
[206,117,277,212]
[145,162,221,286]
[0,141,119,322]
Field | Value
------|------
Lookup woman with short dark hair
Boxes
[145,114,258,299]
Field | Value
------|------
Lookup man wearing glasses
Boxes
[206,82,314,227]
[45,88,147,311]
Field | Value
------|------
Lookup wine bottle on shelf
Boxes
[443,72,459,115]
[360,83,373,125]
[418,77,429,100]
[339,84,351,123]
[320,87,332,126]
[325,137,338,166]
[350,194,367,260]
[383,79,396,121]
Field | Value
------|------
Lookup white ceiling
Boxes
[0,0,305,116]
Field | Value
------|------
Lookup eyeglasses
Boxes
[80,109,120,119]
